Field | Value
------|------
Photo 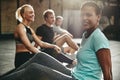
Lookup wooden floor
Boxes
[0,38,120,80]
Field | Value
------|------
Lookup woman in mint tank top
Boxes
[1,1,112,80]
[72,1,112,80]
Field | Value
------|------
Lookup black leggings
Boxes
[42,48,73,64]
[15,52,35,68]
[1,52,76,80]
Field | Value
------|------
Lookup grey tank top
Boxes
[15,25,34,44]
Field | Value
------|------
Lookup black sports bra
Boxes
[15,24,34,44]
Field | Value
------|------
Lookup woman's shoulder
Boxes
[16,23,25,29]
[92,28,108,42]
[14,23,26,38]
[15,23,26,33]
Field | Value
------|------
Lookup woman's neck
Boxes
[22,20,31,27]
[85,27,97,38]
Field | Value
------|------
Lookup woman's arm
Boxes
[16,24,40,53]
[34,36,42,48]
[96,48,112,80]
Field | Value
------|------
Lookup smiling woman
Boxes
[74,1,112,80]
[14,4,61,68]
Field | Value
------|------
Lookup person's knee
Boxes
[26,63,39,71]
[22,63,44,80]
[32,52,46,60]
[60,34,69,40]
[25,63,44,75]
[64,34,71,39]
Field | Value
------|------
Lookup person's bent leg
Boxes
[23,63,75,80]
[1,63,76,80]
[1,63,48,80]
[0,68,25,80]
[54,34,67,47]
[15,52,71,76]
[56,53,73,64]
[54,34,78,50]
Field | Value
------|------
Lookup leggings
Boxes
[56,53,73,64]
[42,48,73,64]
[1,52,76,80]
[15,52,35,68]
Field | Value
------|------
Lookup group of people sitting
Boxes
[15,8,79,68]
[1,1,112,80]
[35,12,79,67]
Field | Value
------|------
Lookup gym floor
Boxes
[0,38,120,80]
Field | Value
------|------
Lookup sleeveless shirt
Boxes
[15,24,34,44]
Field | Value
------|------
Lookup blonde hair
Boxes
[15,4,33,22]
